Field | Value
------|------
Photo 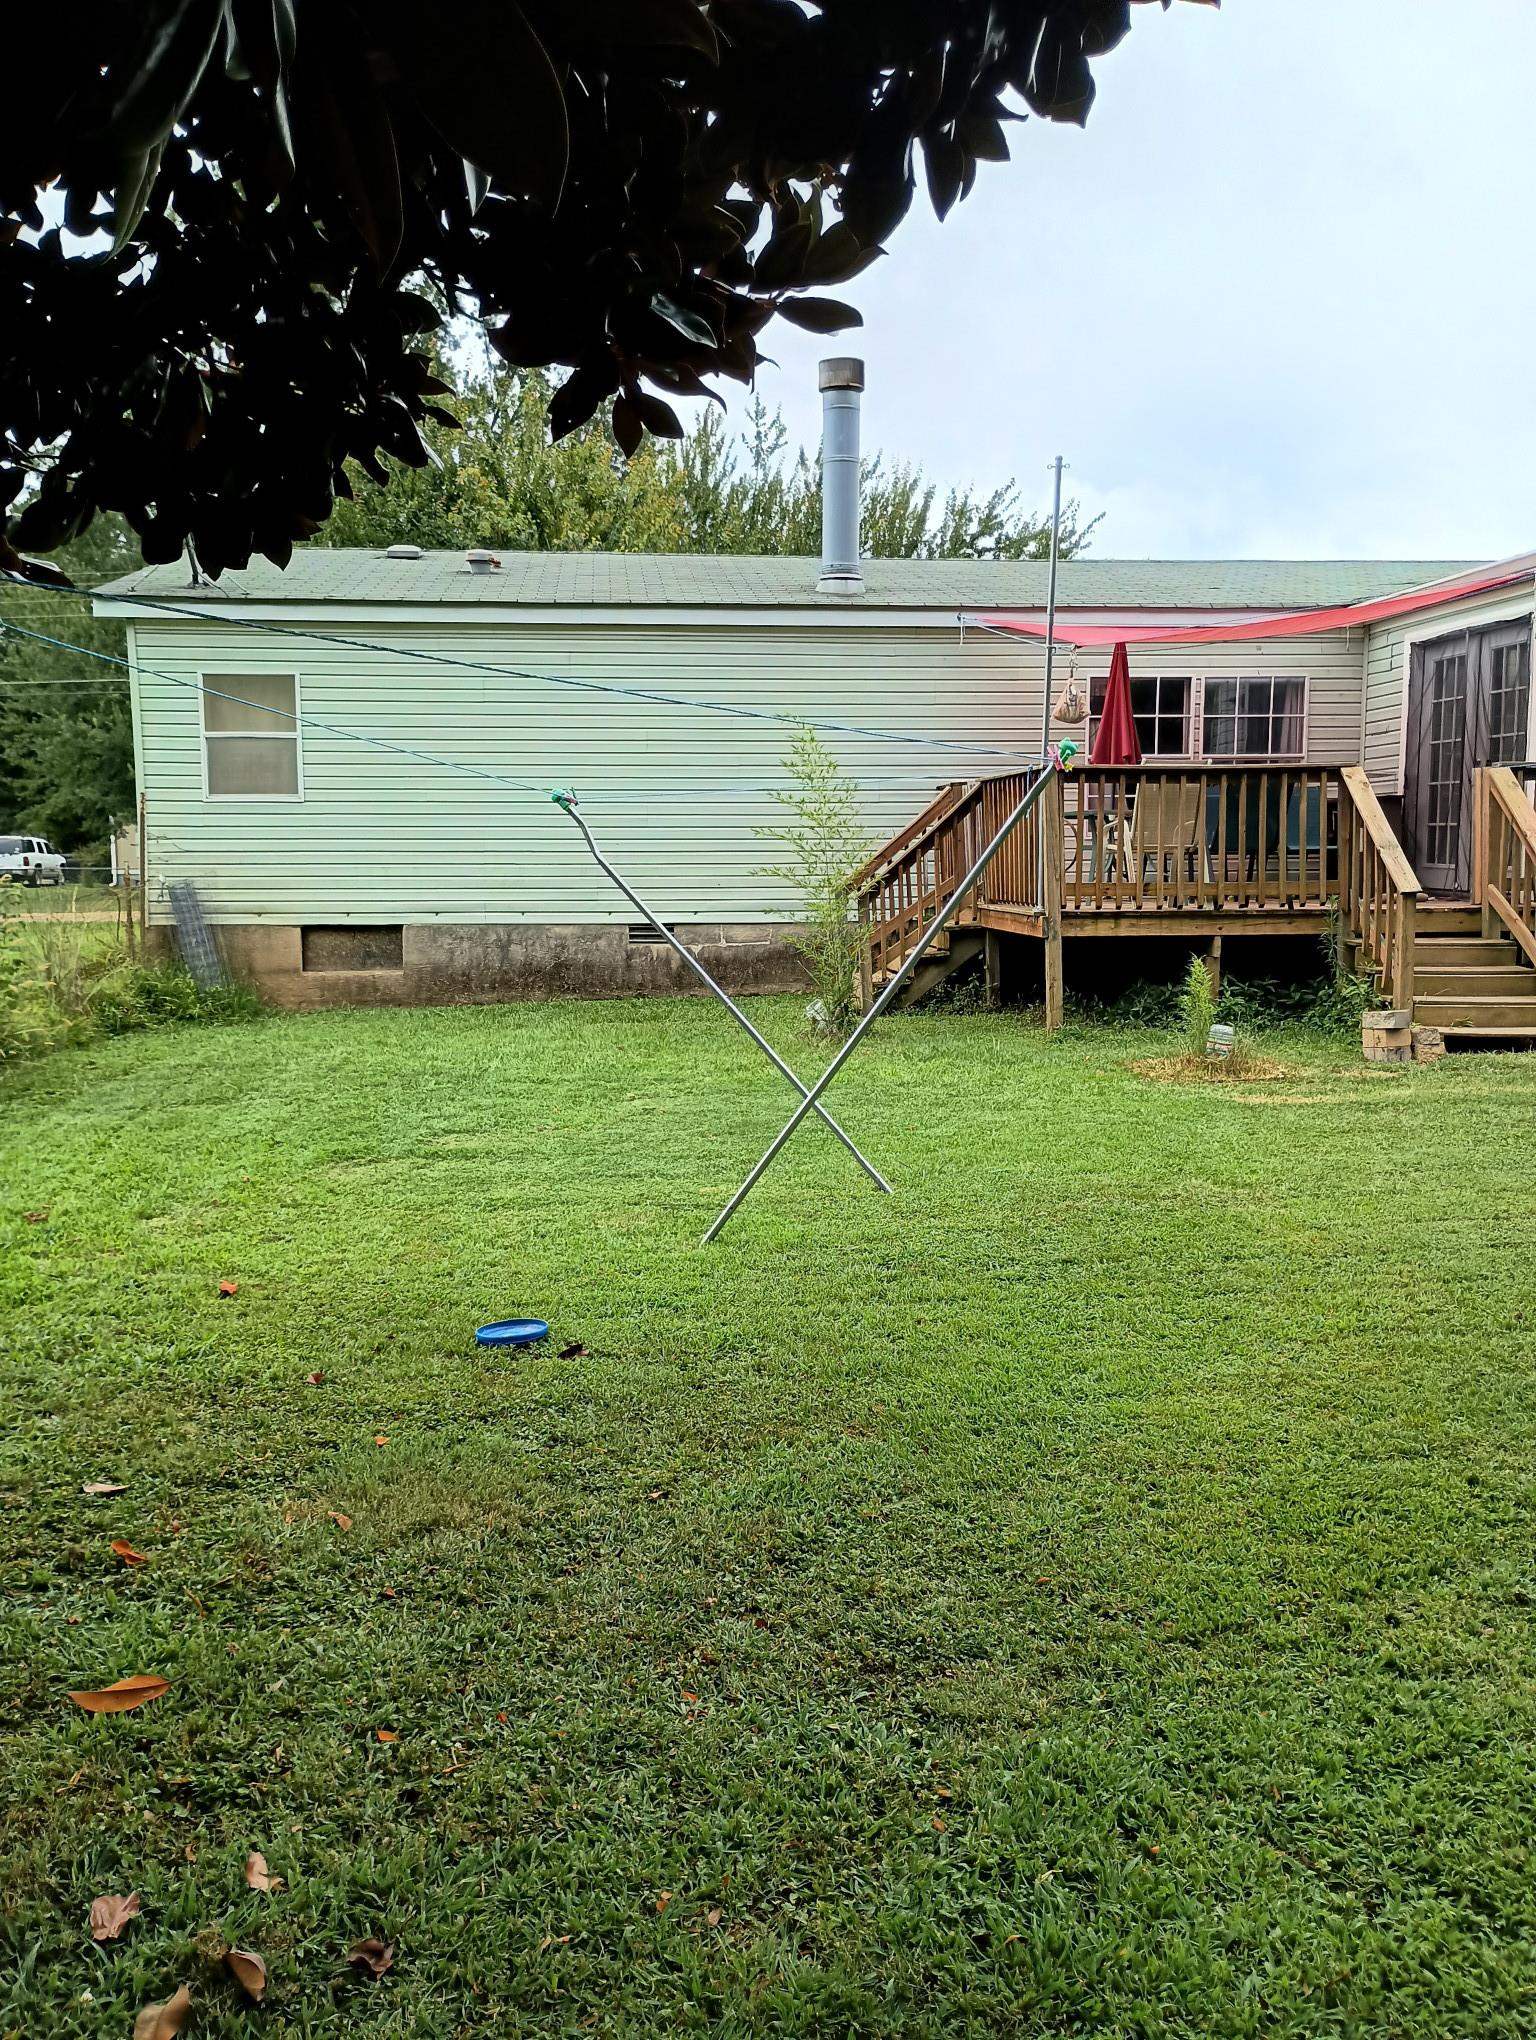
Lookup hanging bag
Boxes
[1052,677,1088,725]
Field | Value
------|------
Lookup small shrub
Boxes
[89,962,265,1035]
[755,727,874,1038]
[1178,953,1219,1059]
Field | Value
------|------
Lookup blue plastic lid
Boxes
[475,1318,550,1348]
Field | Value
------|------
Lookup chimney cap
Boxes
[818,356,865,393]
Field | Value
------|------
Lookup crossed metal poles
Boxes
[552,790,892,1194]
[701,752,1067,1243]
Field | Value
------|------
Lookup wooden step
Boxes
[1413,965,1536,996]
[1414,993,1536,1029]
[1413,935,1516,966]
[1415,905,1484,934]
[1440,1028,1536,1045]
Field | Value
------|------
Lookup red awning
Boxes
[969,560,1535,651]
[1088,642,1141,767]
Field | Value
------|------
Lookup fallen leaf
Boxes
[373,1435,389,1447]
[681,1690,699,1705]
[245,1850,283,1894]
[69,1675,170,1715]
[24,1208,49,1223]
[328,1512,352,1532]
[375,1729,397,1743]
[932,1816,946,1832]
[225,1947,266,1999]
[133,1983,193,2039]
[558,1343,586,1360]
[82,1481,128,1498]
[306,1371,326,1385]
[347,1937,394,1977]
[111,1539,150,1567]
[217,1279,239,1297]
[90,1891,141,1940]
[705,1907,722,1927]
[655,1892,671,1913]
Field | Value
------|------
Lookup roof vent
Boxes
[384,544,424,560]
[466,548,502,575]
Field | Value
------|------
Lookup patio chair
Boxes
[1136,778,1209,891]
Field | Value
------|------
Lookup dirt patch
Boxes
[1128,1053,1292,1086]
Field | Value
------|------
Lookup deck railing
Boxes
[1475,765,1536,967]
[1059,764,1339,914]
[857,763,1348,986]
[1338,764,1419,1007]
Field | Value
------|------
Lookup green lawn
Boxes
[4,999,1536,2036]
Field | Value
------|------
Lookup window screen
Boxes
[202,675,300,796]
[1201,677,1305,760]
[1089,674,1191,756]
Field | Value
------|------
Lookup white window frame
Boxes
[1194,674,1309,764]
[1086,672,1194,759]
[200,672,304,802]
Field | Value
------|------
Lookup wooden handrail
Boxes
[1477,766,1536,968]
[1338,765,1419,1008]
[1339,767,1421,896]
[851,780,971,895]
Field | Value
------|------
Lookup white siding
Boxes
[128,611,1369,926]
[1363,583,1536,794]
[1045,633,1366,763]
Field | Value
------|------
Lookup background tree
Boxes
[317,352,1100,561]
[0,2,1208,578]
[0,517,137,859]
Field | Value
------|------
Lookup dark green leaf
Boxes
[775,296,863,335]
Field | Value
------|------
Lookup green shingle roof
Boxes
[96,550,1480,613]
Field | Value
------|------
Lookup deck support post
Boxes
[1205,933,1222,997]
[983,931,1003,1009]
[1042,773,1065,1033]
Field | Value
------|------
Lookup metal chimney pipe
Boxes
[817,356,865,594]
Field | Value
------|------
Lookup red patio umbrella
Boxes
[1089,641,1142,767]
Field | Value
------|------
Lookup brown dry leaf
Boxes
[328,1511,352,1532]
[244,1850,283,1894]
[655,1892,671,1913]
[133,1983,193,2039]
[225,1947,267,2000]
[375,1729,397,1743]
[306,1371,326,1385]
[347,1937,394,1977]
[705,1907,722,1927]
[90,1891,141,1941]
[69,1675,170,1715]
[24,1208,49,1223]
[111,1539,150,1567]
[82,1481,128,1498]
[217,1279,239,1297]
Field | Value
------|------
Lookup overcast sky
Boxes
[747,1,1536,564]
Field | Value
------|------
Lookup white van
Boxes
[0,835,67,886]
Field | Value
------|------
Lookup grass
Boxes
[3,997,1536,2036]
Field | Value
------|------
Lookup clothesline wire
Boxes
[21,573,1045,767]
[0,613,1030,802]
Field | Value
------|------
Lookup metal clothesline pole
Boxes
[552,790,892,1196]
[702,750,1070,1245]
[1039,454,1065,759]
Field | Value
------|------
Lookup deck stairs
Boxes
[870,926,985,1009]
[1410,904,1536,1045]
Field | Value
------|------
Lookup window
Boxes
[1089,674,1191,756]
[202,674,300,797]
[1201,676,1305,760]
[1488,638,1531,763]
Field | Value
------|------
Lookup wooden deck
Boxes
[855,761,1536,1039]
